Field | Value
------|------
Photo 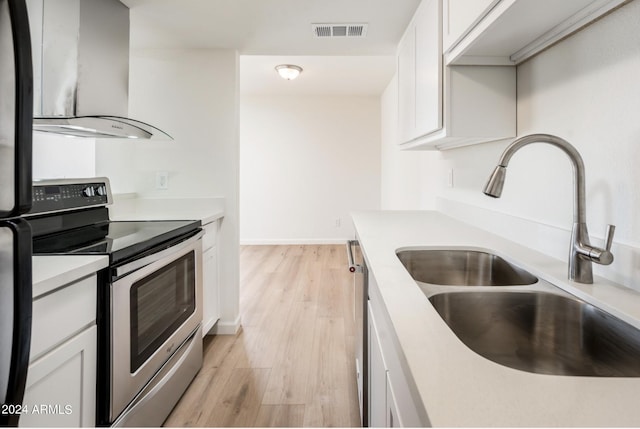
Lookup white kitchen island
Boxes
[353,210,640,427]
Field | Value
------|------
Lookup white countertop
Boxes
[32,255,108,299]
[108,195,225,225]
[352,210,640,427]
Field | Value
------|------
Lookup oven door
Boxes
[110,232,203,422]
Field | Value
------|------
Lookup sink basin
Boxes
[429,291,640,376]
[396,249,537,286]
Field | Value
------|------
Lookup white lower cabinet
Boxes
[20,326,97,427]
[386,372,401,427]
[202,220,220,335]
[367,274,426,427]
[368,302,387,427]
[20,274,98,428]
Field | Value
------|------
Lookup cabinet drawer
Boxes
[30,275,97,361]
[202,221,218,252]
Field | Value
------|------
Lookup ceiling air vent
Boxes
[312,23,368,38]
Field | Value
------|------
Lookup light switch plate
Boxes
[156,171,169,189]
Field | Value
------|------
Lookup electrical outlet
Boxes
[447,168,454,188]
[335,218,341,228]
[156,171,169,190]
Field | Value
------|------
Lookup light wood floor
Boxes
[164,245,361,427]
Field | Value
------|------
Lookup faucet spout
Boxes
[483,133,614,284]
[483,165,507,198]
[483,134,587,224]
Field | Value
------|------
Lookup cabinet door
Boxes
[397,26,416,144]
[397,0,442,145]
[20,326,97,427]
[414,0,442,137]
[368,303,387,427]
[386,372,402,427]
[202,247,220,335]
[442,0,496,52]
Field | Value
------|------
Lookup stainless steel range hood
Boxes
[26,0,172,139]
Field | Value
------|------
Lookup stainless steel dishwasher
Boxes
[347,239,368,427]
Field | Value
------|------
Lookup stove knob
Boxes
[96,185,107,196]
[82,186,95,197]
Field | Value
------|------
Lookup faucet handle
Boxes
[583,224,616,265]
[589,224,615,265]
[604,224,615,252]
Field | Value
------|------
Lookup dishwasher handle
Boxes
[346,240,364,273]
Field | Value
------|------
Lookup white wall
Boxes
[240,94,381,243]
[379,74,439,210]
[96,48,241,331]
[32,133,96,179]
[396,1,640,291]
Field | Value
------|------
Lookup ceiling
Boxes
[240,55,396,96]
[120,0,421,95]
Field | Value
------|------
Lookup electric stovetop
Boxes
[32,218,200,263]
[27,178,201,265]
[29,207,200,265]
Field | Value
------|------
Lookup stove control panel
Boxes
[29,178,113,215]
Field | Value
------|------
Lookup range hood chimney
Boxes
[26,0,171,139]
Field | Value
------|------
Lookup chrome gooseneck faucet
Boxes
[483,133,615,284]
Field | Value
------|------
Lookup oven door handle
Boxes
[115,230,205,278]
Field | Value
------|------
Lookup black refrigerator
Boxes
[0,0,33,427]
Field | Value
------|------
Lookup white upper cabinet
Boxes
[397,0,516,150]
[413,0,442,138]
[445,0,628,65]
[397,0,442,144]
[442,0,496,53]
[397,0,621,149]
[397,25,418,145]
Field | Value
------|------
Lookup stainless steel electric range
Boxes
[26,178,203,427]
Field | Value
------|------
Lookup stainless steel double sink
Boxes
[396,249,640,377]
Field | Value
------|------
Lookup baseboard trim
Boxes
[240,238,349,245]
[209,315,242,336]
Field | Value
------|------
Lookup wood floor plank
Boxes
[204,368,271,427]
[239,274,268,323]
[254,405,305,427]
[292,247,323,304]
[327,243,347,269]
[303,317,360,427]
[261,299,318,405]
[202,331,241,369]
[232,324,285,369]
[262,245,291,273]
[241,271,293,328]
[164,245,360,427]
[164,367,235,427]
[317,268,350,318]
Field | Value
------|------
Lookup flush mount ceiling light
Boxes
[275,64,303,80]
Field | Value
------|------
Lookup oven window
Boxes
[130,251,195,372]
